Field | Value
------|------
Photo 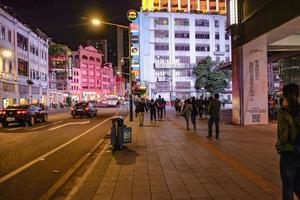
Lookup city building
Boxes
[71,45,114,103]
[142,0,226,14]
[101,62,115,98]
[87,39,108,62]
[138,11,231,100]
[228,0,300,125]
[0,7,49,108]
[48,43,72,107]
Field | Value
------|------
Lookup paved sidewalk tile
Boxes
[72,109,281,200]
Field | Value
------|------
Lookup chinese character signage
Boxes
[242,35,268,125]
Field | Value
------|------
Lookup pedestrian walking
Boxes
[181,99,193,130]
[198,96,204,118]
[136,97,147,127]
[162,98,167,116]
[269,95,276,121]
[276,83,300,200]
[191,97,198,130]
[207,93,221,139]
[148,99,157,121]
[155,95,164,120]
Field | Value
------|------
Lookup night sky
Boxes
[0,0,141,51]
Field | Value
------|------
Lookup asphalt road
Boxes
[0,106,127,200]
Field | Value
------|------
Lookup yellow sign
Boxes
[127,9,138,21]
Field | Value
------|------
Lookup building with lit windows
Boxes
[138,10,231,100]
[0,7,49,108]
[71,46,114,103]
[142,0,226,15]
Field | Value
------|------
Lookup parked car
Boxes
[71,102,97,118]
[106,96,119,107]
[0,105,48,127]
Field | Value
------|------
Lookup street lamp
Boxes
[91,18,134,121]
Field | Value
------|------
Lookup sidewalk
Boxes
[70,109,281,200]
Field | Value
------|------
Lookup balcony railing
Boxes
[154,63,196,69]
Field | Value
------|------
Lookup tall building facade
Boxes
[87,40,108,62]
[142,0,226,14]
[48,43,72,107]
[71,46,114,102]
[138,11,231,100]
[0,7,49,108]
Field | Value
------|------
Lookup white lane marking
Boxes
[39,139,105,200]
[48,121,90,131]
[30,120,64,131]
[64,142,110,200]
[0,117,112,184]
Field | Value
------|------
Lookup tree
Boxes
[49,43,71,56]
[194,56,231,95]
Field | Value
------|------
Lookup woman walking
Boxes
[181,99,193,130]
[277,83,300,200]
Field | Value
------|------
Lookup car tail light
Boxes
[0,111,5,115]
[17,110,28,114]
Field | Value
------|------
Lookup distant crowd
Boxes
[134,93,222,139]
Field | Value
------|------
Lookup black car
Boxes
[71,102,97,118]
[0,105,48,127]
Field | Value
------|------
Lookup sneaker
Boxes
[186,127,190,130]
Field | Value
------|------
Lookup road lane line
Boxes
[30,120,64,131]
[0,117,112,184]
[48,121,90,131]
[39,138,106,200]
[64,142,110,200]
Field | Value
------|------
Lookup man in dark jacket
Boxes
[207,93,221,139]
[155,95,164,120]
[149,99,156,121]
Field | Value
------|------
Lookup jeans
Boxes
[191,113,197,129]
[208,116,220,138]
[157,108,163,119]
[150,111,156,121]
[280,153,300,200]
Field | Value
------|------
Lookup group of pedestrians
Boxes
[131,83,300,200]
[134,95,166,127]
[176,93,221,139]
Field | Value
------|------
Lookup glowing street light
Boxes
[91,18,101,26]
[1,50,12,58]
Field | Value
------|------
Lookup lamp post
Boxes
[92,19,133,121]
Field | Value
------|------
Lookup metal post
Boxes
[128,29,133,121]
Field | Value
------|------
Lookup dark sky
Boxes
[0,0,140,50]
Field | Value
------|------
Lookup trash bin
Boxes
[111,116,132,150]
[111,116,125,150]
